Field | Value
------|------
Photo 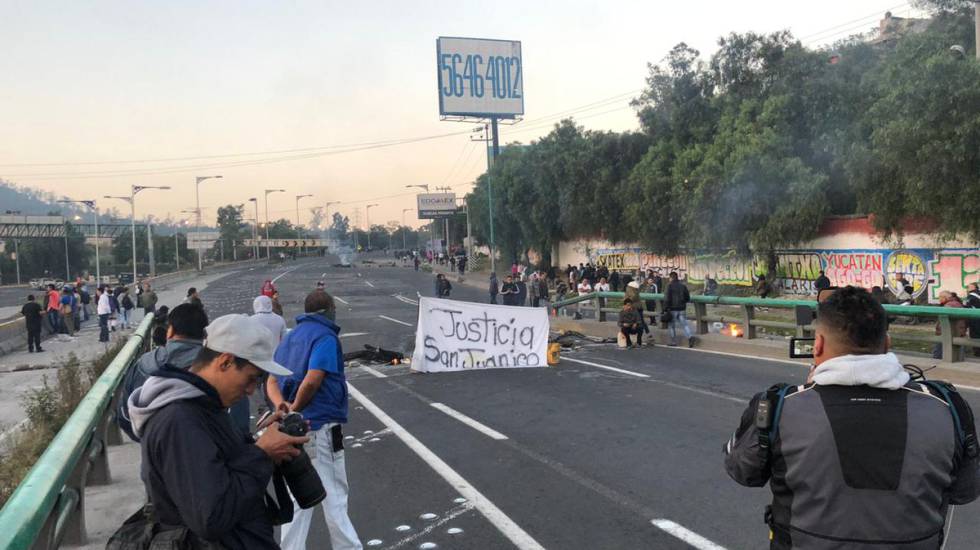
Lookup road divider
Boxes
[348,384,546,550]
[430,403,509,440]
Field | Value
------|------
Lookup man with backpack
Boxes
[724,287,979,548]
[118,303,209,442]
[664,272,694,347]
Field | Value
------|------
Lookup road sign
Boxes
[417,193,457,219]
[437,37,524,118]
[187,231,220,250]
[242,239,329,248]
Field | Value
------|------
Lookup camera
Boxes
[278,412,326,509]
[790,337,815,359]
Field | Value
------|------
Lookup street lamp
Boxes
[105,184,170,287]
[194,175,222,271]
[248,198,259,259]
[365,204,379,250]
[264,189,286,260]
[295,194,313,255]
[402,208,415,250]
[58,199,101,284]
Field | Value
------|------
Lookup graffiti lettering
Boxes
[928,253,980,302]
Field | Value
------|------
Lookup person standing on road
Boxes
[489,272,499,304]
[97,285,111,343]
[537,272,550,309]
[933,291,967,361]
[79,283,91,322]
[529,272,540,307]
[261,279,277,298]
[413,255,420,271]
[252,295,287,344]
[724,286,980,548]
[186,287,203,308]
[141,282,158,318]
[271,290,284,316]
[59,287,76,336]
[965,282,980,357]
[267,291,363,550]
[127,314,305,549]
[21,294,44,353]
[44,284,61,334]
[665,272,695,347]
[119,287,134,329]
[500,275,519,306]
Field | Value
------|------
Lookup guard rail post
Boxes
[939,315,954,362]
[595,295,606,322]
[741,304,756,339]
[694,302,708,335]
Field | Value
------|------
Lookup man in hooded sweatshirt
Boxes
[724,286,979,549]
[252,295,287,344]
[266,291,362,550]
[127,314,307,549]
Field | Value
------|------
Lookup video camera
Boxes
[788,286,838,359]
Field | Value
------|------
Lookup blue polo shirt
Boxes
[273,313,348,430]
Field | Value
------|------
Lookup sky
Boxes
[0,0,924,230]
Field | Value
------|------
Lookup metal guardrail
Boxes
[0,313,153,550]
[552,291,980,362]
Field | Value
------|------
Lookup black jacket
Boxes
[664,281,690,311]
[130,366,278,549]
[21,301,43,329]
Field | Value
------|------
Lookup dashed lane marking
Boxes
[271,264,304,283]
[348,384,545,550]
[378,315,413,327]
[334,296,350,305]
[562,357,649,378]
[363,366,388,378]
[365,281,376,288]
[651,519,728,550]
[392,294,419,305]
[430,403,509,441]
[339,332,369,339]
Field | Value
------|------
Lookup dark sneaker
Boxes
[688,336,696,348]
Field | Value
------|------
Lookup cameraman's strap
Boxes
[757,384,794,465]
[265,469,294,525]
[919,380,979,460]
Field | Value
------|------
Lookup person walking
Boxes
[45,284,61,334]
[21,294,44,353]
[267,291,363,550]
[665,272,695,347]
[489,272,499,304]
[96,285,111,343]
[119,287,134,329]
[141,282,158,318]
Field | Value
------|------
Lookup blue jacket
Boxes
[274,313,348,429]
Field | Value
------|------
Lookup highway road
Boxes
[194,255,980,550]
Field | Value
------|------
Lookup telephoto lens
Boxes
[278,412,326,508]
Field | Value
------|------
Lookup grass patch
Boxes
[0,339,129,508]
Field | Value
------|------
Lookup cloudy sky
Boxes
[0,0,921,229]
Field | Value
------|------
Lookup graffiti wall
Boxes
[588,247,980,302]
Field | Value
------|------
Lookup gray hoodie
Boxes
[136,338,203,378]
[251,295,286,344]
[128,376,204,437]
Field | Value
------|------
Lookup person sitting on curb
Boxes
[618,298,643,349]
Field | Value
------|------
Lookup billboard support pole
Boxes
[487,116,499,273]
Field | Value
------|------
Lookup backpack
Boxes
[123,295,134,310]
[80,290,91,305]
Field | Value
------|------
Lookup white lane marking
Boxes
[350,427,393,444]
[348,385,545,550]
[379,315,413,327]
[430,403,509,441]
[392,294,419,305]
[365,281,376,288]
[669,345,808,367]
[271,264,303,283]
[363,366,388,378]
[334,296,350,305]
[651,519,728,550]
[321,272,327,278]
[383,502,475,549]
[562,357,649,378]
[339,332,369,339]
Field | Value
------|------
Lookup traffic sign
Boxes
[242,239,329,248]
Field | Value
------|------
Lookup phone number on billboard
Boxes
[439,54,522,100]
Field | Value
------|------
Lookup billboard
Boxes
[437,37,524,118]
[417,193,457,219]
[187,231,220,250]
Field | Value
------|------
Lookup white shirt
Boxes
[594,282,610,292]
[577,282,592,295]
[97,292,112,315]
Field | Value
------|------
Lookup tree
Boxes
[329,212,350,240]
[215,204,248,259]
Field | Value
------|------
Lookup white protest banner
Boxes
[411,296,549,373]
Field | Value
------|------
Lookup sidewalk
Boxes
[551,316,980,390]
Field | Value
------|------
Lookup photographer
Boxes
[266,291,363,550]
[724,286,979,548]
[128,314,306,549]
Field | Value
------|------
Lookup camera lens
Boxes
[277,412,325,508]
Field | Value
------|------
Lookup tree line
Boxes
[465,3,980,270]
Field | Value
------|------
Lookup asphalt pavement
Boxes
[195,255,980,550]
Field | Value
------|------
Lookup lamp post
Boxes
[58,200,101,283]
[402,208,415,250]
[105,184,170,287]
[365,204,379,250]
[435,186,453,256]
[195,175,222,271]
[247,198,259,259]
[264,189,286,260]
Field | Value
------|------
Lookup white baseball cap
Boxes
[204,314,292,376]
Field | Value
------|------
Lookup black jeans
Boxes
[27,327,42,351]
[99,313,110,342]
[621,326,643,346]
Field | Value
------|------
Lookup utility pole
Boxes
[402,208,414,250]
[975,1,980,60]
[264,189,285,260]
[248,198,259,259]
[147,219,155,277]
[105,185,170,287]
[296,194,312,256]
[195,175,222,271]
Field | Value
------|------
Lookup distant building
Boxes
[872,11,931,44]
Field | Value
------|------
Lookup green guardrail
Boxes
[552,291,980,362]
[0,313,153,550]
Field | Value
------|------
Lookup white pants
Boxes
[280,423,362,550]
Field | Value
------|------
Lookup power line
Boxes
[800,2,910,44]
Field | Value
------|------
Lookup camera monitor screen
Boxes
[790,337,815,359]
